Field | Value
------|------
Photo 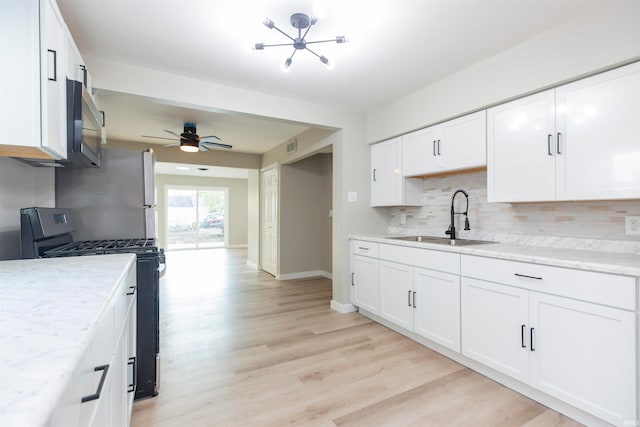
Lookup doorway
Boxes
[166,186,228,250]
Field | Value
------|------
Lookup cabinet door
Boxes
[555,62,640,201]
[529,293,636,426]
[352,255,379,314]
[413,267,460,352]
[371,137,403,206]
[402,126,441,176]
[42,0,67,159]
[379,260,413,330]
[487,90,556,202]
[440,110,486,172]
[461,278,529,383]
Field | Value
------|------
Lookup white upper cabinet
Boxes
[0,0,68,160]
[555,63,640,200]
[371,137,423,206]
[403,111,487,177]
[488,62,640,202]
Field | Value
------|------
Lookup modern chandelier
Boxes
[254,13,346,71]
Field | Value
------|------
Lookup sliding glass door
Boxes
[166,186,228,250]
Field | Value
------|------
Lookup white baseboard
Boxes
[277,270,332,281]
[245,260,259,270]
[330,300,358,313]
[227,244,248,249]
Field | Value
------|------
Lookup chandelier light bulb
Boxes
[281,58,293,72]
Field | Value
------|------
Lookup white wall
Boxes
[246,169,260,268]
[0,158,54,260]
[279,154,332,278]
[367,0,640,142]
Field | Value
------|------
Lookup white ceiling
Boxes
[155,162,250,178]
[56,0,614,155]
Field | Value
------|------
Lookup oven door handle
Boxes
[158,249,167,278]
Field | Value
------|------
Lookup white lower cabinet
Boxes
[49,261,137,427]
[351,241,380,314]
[461,255,637,426]
[413,267,460,353]
[377,244,461,353]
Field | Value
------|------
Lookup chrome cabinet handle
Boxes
[351,272,355,286]
[437,140,441,156]
[521,324,526,348]
[556,132,562,154]
[81,364,109,403]
[126,286,136,296]
[412,291,416,308]
[407,290,412,307]
[547,134,553,156]
[372,169,377,181]
[433,140,437,156]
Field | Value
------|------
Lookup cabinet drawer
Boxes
[380,244,460,274]
[352,240,379,258]
[461,255,635,310]
[114,264,136,343]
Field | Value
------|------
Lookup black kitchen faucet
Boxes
[445,189,470,241]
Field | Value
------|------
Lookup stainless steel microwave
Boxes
[66,78,104,168]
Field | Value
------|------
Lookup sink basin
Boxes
[389,236,496,246]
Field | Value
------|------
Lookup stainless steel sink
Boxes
[389,236,496,246]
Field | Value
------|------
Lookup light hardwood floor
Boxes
[131,249,582,427]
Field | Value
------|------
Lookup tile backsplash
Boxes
[389,170,640,251]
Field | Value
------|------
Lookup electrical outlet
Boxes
[625,216,640,235]
[400,213,407,225]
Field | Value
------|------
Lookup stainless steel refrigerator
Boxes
[55,147,157,241]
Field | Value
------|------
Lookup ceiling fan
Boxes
[142,123,232,153]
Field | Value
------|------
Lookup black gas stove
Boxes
[20,207,163,400]
[44,238,159,256]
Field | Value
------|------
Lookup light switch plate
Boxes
[400,213,407,225]
[625,216,640,235]
[347,192,358,202]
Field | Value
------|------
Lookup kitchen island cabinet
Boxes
[0,254,136,427]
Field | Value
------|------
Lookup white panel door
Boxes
[529,293,637,426]
[555,62,640,200]
[440,110,487,172]
[352,255,379,314]
[261,167,278,276]
[402,126,441,176]
[413,267,461,352]
[487,90,556,202]
[461,278,530,383]
[371,137,402,206]
[379,260,414,331]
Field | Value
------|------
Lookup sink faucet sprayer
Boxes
[445,189,470,241]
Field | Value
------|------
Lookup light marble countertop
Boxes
[0,254,136,427]
[350,234,640,277]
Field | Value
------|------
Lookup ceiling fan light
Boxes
[254,43,264,50]
[336,36,346,44]
[180,139,199,153]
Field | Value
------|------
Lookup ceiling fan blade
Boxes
[141,135,178,141]
[201,141,233,150]
[199,144,209,152]
[164,129,182,138]
[200,135,221,142]
[164,142,180,147]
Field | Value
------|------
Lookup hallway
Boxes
[131,249,580,426]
